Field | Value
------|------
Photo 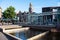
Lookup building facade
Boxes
[42,7,60,25]
[17,3,60,25]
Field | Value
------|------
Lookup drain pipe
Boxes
[27,31,49,40]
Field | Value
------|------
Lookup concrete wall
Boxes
[27,31,49,40]
[3,32,20,40]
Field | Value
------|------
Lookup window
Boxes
[53,9,57,12]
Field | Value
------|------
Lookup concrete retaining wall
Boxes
[3,32,20,40]
[27,31,49,40]
[3,27,29,33]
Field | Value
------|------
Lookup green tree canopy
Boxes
[3,6,16,19]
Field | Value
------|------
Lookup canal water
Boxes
[44,32,60,40]
[10,29,60,40]
[10,29,46,40]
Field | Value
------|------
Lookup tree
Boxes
[3,6,16,19]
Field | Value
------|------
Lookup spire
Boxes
[30,2,32,7]
[29,2,33,13]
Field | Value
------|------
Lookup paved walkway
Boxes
[0,25,22,30]
[3,27,29,33]
[0,32,8,40]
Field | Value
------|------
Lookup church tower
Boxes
[0,7,2,19]
[29,3,33,13]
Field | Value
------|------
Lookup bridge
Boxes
[22,24,60,32]
[23,25,55,30]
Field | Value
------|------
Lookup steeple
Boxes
[29,2,33,13]
[30,3,32,8]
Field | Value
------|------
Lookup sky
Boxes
[0,0,59,13]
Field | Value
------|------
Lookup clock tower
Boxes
[29,3,33,13]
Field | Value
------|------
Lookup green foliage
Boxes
[3,6,16,19]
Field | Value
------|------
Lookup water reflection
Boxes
[10,29,44,40]
[10,29,60,40]
[11,31,27,40]
[52,32,60,40]
[42,32,60,40]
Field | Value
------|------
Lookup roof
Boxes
[42,6,60,9]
